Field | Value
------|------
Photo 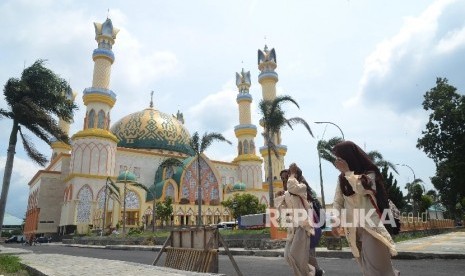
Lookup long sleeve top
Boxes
[333,171,397,257]
[275,176,314,241]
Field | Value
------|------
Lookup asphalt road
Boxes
[5,243,465,275]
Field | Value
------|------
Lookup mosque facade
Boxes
[23,18,288,236]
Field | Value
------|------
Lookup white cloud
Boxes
[0,156,41,218]
[352,0,465,112]
[185,80,237,133]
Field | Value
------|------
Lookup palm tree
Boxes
[366,150,399,174]
[189,131,232,226]
[317,137,343,207]
[0,60,77,233]
[258,96,313,207]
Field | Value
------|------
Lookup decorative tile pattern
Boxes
[125,190,140,209]
[111,108,193,154]
[180,157,219,203]
[76,186,93,223]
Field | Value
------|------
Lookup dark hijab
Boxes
[332,141,389,211]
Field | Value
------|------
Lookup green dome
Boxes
[110,107,193,155]
[233,182,246,191]
[117,171,137,183]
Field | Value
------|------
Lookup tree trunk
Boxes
[0,121,19,234]
[267,139,274,208]
[197,155,202,226]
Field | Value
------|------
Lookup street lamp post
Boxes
[396,163,416,181]
[314,121,345,140]
[314,121,345,209]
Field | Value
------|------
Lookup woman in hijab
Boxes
[331,141,399,276]
[275,163,315,276]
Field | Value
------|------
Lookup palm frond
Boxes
[159,157,185,169]
[317,137,343,163]
[106,177,120,196]
[189,132,200,154]
[0,109,14,119]
[270,95,299,116]
[378,161,399,174]
[18,127,47,166]
[367,150,383,162]
[200,132,232,153]
[286,117,314,137]
[130,182,149,192]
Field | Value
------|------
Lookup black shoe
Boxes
[316,268,324,276]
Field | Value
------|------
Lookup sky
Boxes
[1,0,465,218]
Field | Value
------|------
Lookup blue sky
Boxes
[1,0,465,218]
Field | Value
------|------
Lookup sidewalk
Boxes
[1,231,464,275]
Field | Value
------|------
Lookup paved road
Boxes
[5,243,465,275]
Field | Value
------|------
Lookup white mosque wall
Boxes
[212,161,239,200]
[115,149,170,188]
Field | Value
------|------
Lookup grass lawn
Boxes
[0,255,30,275]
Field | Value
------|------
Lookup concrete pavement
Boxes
[1,231,465,275]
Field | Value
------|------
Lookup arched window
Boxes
[166,183,175,199]
[238,141,243,155]
[88,109,95,128]
[97,110,105,129]
[166,166,174,179]
[250,141,255,154]
[243,140,249,154]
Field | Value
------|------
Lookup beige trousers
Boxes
[355,228,400,276]
[284,227,315,276]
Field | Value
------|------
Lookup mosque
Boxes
[23,18,289,236]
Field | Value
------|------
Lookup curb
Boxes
[62,244,465,260]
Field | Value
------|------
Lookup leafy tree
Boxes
[221,193,266,221]
[189,131,232,225]
[258,96,313,207]
[419,194,434,214]
[155,197,173,226]
[0,60,77,233]
[417,78,465,218]
[411,184,424,215]
[380,166,405,210]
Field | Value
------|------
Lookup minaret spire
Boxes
[233,68,262,189]
[257,45,286,187]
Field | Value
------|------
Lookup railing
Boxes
[400,216,455,232]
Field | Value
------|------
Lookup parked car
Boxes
[35,236,51,243]
[4,235,24,243]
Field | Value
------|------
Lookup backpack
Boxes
[306,185,326,229]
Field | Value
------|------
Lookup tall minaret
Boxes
[60,18,120,232]
[70,18,119,177]
[257,45,287,184]
[233,69,262,189]
[50,88,77,161]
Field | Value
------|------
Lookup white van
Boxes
[217,221,236,230]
